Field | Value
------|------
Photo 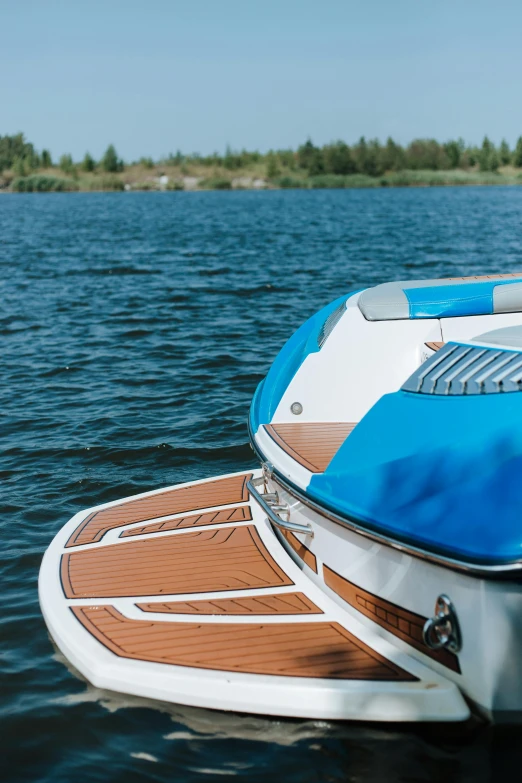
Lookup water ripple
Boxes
[2,189,522,782]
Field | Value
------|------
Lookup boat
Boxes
[40,272,522,723]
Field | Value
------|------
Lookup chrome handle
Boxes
[247,478,314,537]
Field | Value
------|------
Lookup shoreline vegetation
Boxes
[2,133,522,193]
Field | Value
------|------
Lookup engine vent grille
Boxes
[317,301,347,349]
[402,342,522,395]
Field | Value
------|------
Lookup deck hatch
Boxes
[402,342,522,395]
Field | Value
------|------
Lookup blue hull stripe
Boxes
[249,293,356,431]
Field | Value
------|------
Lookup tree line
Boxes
[2,132,522,178]
[0,134,123,177]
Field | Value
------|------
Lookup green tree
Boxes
[167,150,184,166]
[297,139,324,175]
[353,137,384,176]
[25,150,38,170]
[41,149,53,168]
[81,152,96,172]
[0,132,35,171]
[368,139,385,175]
[489,148,500,172]
[12,152,39,175]
[465,145,480,167]
[277,149,296,170]
[101,144,122,172]
[323,141,356,175]
[443,139,463,169]
[266,151,280,178]
[499,139,511,165]
[513,137,522,167]
[479,137,496,172]
[353,136,368,173]
[405,139,449,170]
[380,137,406,172]
[12,157,27,177]
[223,145,242,170]
[59,153,74,174]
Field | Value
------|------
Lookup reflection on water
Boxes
[3,189,522,781]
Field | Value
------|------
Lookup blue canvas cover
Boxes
[308,389,522,565]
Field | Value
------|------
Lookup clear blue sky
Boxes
[2,0,522,161]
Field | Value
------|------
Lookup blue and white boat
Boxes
[40,273,522,723]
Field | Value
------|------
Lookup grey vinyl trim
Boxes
[359,276,522,322]
[358,283,409,321]
[358,277,488,322]
[493,282,522,313]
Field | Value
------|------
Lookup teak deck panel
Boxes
[120,506,251,538]
[264,423,356,473]
[137,592,322,615]
[279,529,318,573]
[323,565,460,673]
[425,342,445,352]
[66,473,252,548]
[62,525,293,598]
[72,605,416,680]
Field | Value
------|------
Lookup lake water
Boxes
[3,188,522,782]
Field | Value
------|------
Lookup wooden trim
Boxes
[323,565,460,673]
[279,529,318,574]
[120,505,251,538]
[264,423,356,473]
[137,592,322,615]
[72,605,417,681]
[425,341,445,352]
[66,473,252,548]
[61,525,293,598]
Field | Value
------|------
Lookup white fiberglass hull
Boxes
[38,470,468,723]
[263,470,522,723]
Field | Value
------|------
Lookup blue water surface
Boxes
[2,188,522,782]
